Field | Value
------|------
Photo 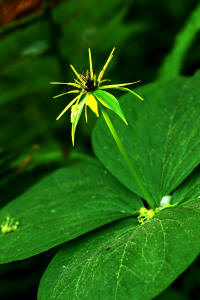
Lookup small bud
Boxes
[160,195,172,208]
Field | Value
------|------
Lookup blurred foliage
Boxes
[0,248,56,300]
[159,3,200,78]
[0,0,200,298]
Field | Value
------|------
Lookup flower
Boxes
[137,207,155,224]
[1,216,19,234]
[51,48,143,145]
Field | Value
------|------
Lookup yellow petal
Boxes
[97,47,115,83]
[86,94,99,117]
[88,48,94,80]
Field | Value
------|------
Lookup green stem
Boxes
[101,109,154,209]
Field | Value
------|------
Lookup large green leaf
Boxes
[38,198,200,300]
[92,71,200,206]
[0,159,141,264]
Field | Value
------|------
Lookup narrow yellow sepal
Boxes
[50,82,68,84]
[53,90,80,99]
[50,82,81,88]
[101,81,140,88]
[99,79,111,84]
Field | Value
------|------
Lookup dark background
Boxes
[0,0,199,299]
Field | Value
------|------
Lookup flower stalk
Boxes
[101,108,154,208]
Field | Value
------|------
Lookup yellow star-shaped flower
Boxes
[51,48,143,145]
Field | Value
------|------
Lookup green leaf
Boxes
[92,71,200,205]
[38,199,200,300]
[93,89,127,124]
[0,159,141,264]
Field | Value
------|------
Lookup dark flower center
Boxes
[85,79,97,91]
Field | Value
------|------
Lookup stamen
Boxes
[80,74,87,81]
